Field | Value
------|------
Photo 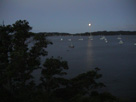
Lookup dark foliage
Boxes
[0,20,117,102]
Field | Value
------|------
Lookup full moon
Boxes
[88,23,91,26]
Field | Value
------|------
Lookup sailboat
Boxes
[100,36,105,40]
[69,39,74,48]
[60,35,63,41]
[68,39,71,41]
[78,38,83,40]
[78,36,83,40]
[88,34,93,40]
[69,42,74,48]
[117,34,122,40]
[68,34,73,41]
[104,38,108,43]
[60,38,63,41]
[119,40,123,44]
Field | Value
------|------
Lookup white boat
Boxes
[88,35,93,40]
[68,39,71,41]
[134,43,136,46]
[69,42,74,48]
[78,38,83,40]
[117,36,122,40]
[104,39,108,43]
[60,38,63,41]
[119,40,123,44]
[117,35,122,40]
[78,35,83,41]
[100,36,105,40]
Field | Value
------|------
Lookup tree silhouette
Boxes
[40,57,69,94]
[0,20,117,102]
[0,20,51,102]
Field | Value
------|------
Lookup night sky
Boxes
[0,0,136,33]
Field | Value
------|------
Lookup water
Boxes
[45,35,136,101]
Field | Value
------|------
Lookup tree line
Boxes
[36,31,136,36]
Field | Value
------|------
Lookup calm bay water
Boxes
[44,35,136,101]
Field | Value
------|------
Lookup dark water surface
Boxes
[37,35,136,101]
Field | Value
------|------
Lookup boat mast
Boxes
[2,20,5,26]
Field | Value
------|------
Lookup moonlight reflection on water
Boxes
[44,35,136,101]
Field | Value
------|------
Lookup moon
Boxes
[88,23,91,26]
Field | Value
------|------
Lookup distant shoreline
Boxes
[35,31,136,36]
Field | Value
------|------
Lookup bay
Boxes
[45,35,136,101]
